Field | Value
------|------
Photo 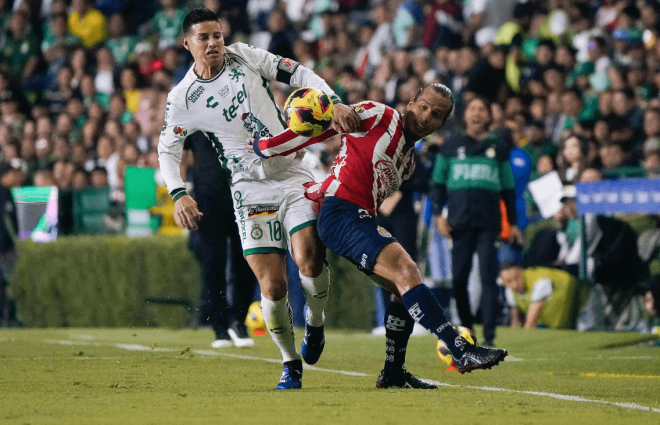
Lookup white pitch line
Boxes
[193,349,368,376]
[423,381,660,413]
[42,339,660,413]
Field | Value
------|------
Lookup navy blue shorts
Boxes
[317,196,397,275]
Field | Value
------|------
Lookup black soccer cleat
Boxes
[452,343,508,374]
[376,369,438,389]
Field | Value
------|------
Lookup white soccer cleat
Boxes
[211,339,233,349]
[228,326,255,348]
[411,323,430,337]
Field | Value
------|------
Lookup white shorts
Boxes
[231,164,317,256]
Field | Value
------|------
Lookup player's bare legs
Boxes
[245,253,302,389]
[372,243,507,374]
[373,243,423,295]
[290,226,330,365]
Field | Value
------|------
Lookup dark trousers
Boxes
[451,229,500,338]
[190,212,256,337]
[0,272,6,325]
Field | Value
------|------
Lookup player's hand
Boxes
[435,216,452,239]
[508,225,524,246]
[246,137,255,153]
[332,103,360,133]
[174,195,203,230]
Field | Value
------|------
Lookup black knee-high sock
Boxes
[402,284,466,357]
[383,301,414,375]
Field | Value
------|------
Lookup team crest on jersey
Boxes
[486,147,496,158]
[354,105,365,114]
[173,126,187,137]
[250,224,263,240]
[377,226,392,238]
[230,68,245,82]
[242,112,273,138]
[219,85,230,98]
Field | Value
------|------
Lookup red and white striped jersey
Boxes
[254,101,416,215]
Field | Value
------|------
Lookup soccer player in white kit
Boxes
[157,8,360,389]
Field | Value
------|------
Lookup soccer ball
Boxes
[245,301,266,334]
[437,326,477,366]
[283,87,334,137]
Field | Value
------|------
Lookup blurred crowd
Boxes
[0,0,658,330]
[0,0,659,197]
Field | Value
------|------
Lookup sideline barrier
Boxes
[10,236,374,329]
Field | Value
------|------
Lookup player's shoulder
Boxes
[224,42,267,62]
[351,101,387,116]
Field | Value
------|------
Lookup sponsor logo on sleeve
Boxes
[278,59,299,73]
[173,126,187,137]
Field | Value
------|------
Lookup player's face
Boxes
[405,88,452,137]
[499,268,524,293]
[183,21,224,68]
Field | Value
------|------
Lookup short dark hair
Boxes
[413,83,455,126]
[182,7,219,37]
[500,262,523,273]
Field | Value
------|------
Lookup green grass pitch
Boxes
[0,327,658,424]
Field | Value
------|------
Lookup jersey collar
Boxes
[192,55,227,83]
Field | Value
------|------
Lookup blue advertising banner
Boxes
[576,178,660,214]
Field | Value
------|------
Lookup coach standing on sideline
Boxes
[184,132,257,348]
[430,97,523,347]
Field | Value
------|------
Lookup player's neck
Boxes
[193,59,224,80]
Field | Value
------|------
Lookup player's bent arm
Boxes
[157,97,198,201]
[233,42,343,105]
[252,128,338,158]
[524,301,545,328]
[510,307,523,327]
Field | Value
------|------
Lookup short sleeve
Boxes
[530,278,553,303]
[505,288,517,307]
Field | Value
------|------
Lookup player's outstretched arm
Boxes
[232,42,360,132]
[248,128,338,158]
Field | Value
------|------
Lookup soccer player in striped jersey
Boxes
[251,84,509,386]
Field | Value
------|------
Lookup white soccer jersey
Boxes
[158,42,341,200]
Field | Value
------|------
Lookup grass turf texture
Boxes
[0,328,658,424]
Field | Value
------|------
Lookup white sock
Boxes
[299,266,330,327]
[260,294,300,362]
